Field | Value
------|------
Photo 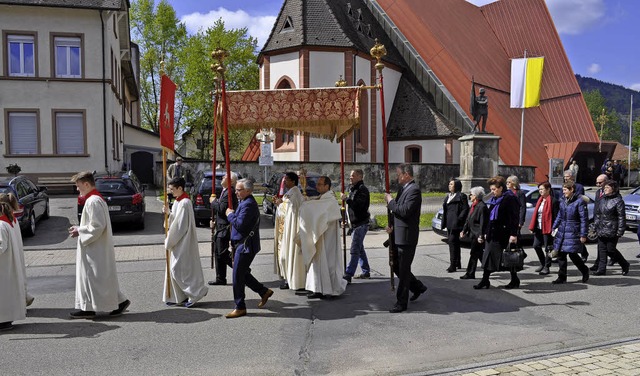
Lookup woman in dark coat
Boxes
[460,186,488,279]
[474,176,519,289]
[442,179,469,272]
[593,180,630,276]
[506,175,527,232]
[551,182,590,284]
[528,181,559,275]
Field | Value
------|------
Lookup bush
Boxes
[374,213,435,230]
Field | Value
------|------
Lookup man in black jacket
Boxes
[208,172,238,286]
[341,169,371,283]
[385,164,427,313]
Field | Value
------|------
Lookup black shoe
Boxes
[307,292,324,299]
[389,305,407,313]
[621,263,630,276]
[504,280,520,289]
[446,266,456,273]
[342,275,352,284]
[534,265,544,273]
[208,280,227,286]
[582,273,590,283]
[0,321,14,331]
[592,270,606,276]
[109,299,131,317]
[459,274,475,280]
[69,310,96,319]
[636,253,640,258]
[589,264,599,272]
[353,273,371,279]
[279,281,290,290]
[551,278,566,284]
[409,285,428,302]
[473,281,490,289]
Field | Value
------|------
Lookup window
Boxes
[54,112,85,154]
[405,145,422,163]
[274,77,297,151]
[7,34,35,76]
[7,112,38,155]
[355,80,368,152]
[54,36,81,78]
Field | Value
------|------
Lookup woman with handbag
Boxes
[550,181,590,284]
[460,186,488,279]
[529,182,559,276]
[474,176,519,289]
[442,178,469,272]
[593,180,630,276]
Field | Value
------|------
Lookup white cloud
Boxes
[631,83,640,91]
[180,8,277,49]
[465,0,498,6]
[545,0,605,35]
[588,63,601,74]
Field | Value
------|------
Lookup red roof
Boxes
[375,0,598,181]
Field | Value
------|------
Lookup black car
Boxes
[262,171,321,216]
[189,170,243,226]
[0,175,49,236]
[77,171,145,229]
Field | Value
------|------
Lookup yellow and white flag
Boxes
[510,57,544,108]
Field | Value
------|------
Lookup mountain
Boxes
[576,75,640,118]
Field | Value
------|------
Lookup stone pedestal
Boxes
[458,133,501,193]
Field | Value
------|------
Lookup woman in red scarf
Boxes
[528,182,559,276]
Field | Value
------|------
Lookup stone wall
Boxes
[155,161,535,192]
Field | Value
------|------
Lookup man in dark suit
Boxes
[208,172,238,286]
[385,164,427,313]
[224,178,273,319]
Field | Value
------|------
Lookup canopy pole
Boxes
[210,84,220,270]
[212,49,233,211]
[371,40,394,292]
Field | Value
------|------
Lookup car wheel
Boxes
[24,212,36,237]
[42,200,50,219]
[587,221,597,243]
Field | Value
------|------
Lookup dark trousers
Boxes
[557,252,588,280]
[392,245,426,301]
[395,244,418,308]
[464,239,484,276]
[215,233,233,282]
[596,237,629,273]
[447,230,462,268]
[232,250,268,310]
[532,229,552,268]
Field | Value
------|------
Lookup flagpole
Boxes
[519,50,527,166]
[159,60,172,299]
[335,76,348,273]
[628,95,633,187]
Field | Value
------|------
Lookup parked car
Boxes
[623,186,640,232]
[431,184,597,242]
[262,171,321,216]
[77,171,145,229]
[188,170,243,226]
[0,175,49,237]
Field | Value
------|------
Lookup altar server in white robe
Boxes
[0,202,26,331]
[68,171,130,319]
[0,193,34,307]
[299,176,347,298]
[163,177,208,307]
[274,172,306,290]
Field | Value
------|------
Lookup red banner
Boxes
[159,75,176,150]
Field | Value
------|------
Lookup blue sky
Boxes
[163,0,640,91]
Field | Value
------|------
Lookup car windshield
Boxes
[96,179,136,195]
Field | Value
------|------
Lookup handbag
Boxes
[502,243,526,269]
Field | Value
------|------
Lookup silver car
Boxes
[431,184,597,242]
[623,186,640,232]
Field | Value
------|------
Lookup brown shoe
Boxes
[258,289,274,308]
[225,309,247,319]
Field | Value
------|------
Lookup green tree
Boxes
[130,0,187,133]
[583,89,622,142]
[179,20,259,161]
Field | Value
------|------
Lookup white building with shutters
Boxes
[0,0,141,186]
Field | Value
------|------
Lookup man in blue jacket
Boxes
[225,178,273,318]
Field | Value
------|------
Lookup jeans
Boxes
[345,224,370,277]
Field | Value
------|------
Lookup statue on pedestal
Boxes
[470,82,488,133]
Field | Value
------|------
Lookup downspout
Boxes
[353,52,357,162]
[100,10,108,172]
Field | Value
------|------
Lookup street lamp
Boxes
[256,128,275,183]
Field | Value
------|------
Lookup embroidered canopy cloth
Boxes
[225,87,362,142]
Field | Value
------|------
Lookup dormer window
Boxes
[281,16,294,33]
[357,9,363,21]
[347,3,353,17]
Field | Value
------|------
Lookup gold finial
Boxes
[370,39,387,72]
[335,75,348,87]
[211,48,229,77]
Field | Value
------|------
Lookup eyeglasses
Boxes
[596,181,604,185]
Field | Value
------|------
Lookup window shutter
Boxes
[56,113,84,154]
[8,112,38,154]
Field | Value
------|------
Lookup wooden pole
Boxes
[210,87,219,270]
[163,146,171,299]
